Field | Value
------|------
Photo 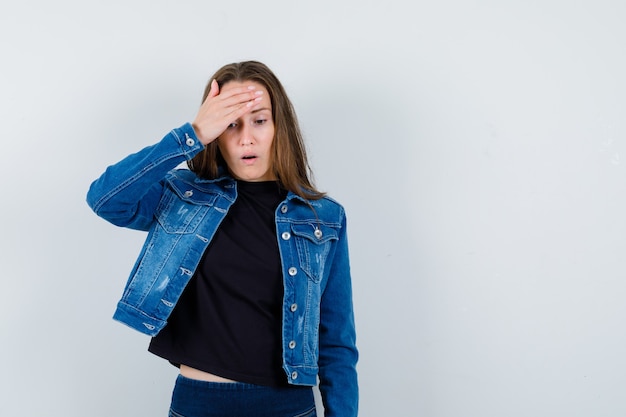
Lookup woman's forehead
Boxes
[221,80,266,91]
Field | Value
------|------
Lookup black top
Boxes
[148,180,290,386]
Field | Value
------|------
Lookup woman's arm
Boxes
[87,80,265,230]
[317,211,359,417]
[86,123,203,231]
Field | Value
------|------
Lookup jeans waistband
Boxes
[170,375,315,417]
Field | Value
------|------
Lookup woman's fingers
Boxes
[192,83,262,145]
[207,79,220,98]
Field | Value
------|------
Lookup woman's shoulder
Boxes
[299,194,346,224]
[168,167,196,180]
[167,168,232,186]
[166,168,236,198]
[165,168,202,190]
[318,194,344,210]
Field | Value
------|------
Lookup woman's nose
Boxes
[239,124,254,145]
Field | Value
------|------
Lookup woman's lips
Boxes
[241,154,257,164]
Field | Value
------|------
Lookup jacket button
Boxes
[185,134,195,146]
[314,228,323,239]
[281,205,288,213]
[184,190,193,197]
[288,267,297,276]
[289,340,296,349]
[291,371,298,380]
[281,232,291,240]
[290,303,298,312]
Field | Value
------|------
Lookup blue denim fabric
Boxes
[168,375,315,417]
[86,123,358,416]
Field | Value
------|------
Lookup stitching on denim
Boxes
[168,408,186,417]
[293,406,317,417]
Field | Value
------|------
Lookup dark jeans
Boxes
[168,375,316,417]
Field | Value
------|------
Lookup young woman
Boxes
[86,61,358,417]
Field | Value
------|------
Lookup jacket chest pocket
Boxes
[156,190,217,234]
[291,223,339,283]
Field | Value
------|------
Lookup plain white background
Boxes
[1,0,625,416]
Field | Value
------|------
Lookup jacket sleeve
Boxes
[86,123,204,231]
[318,209,359,417]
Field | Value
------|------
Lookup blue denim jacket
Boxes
[86,123,358,416]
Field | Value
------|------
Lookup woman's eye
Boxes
[255,119,267,125]
[227,122,237,129]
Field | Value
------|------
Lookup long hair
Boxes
[188,61,325,200]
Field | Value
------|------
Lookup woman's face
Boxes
[217,81,276,182]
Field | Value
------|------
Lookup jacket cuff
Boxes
[112,301,166,337]
[172,122,205,159]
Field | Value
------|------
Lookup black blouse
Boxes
[148,180,291,387]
